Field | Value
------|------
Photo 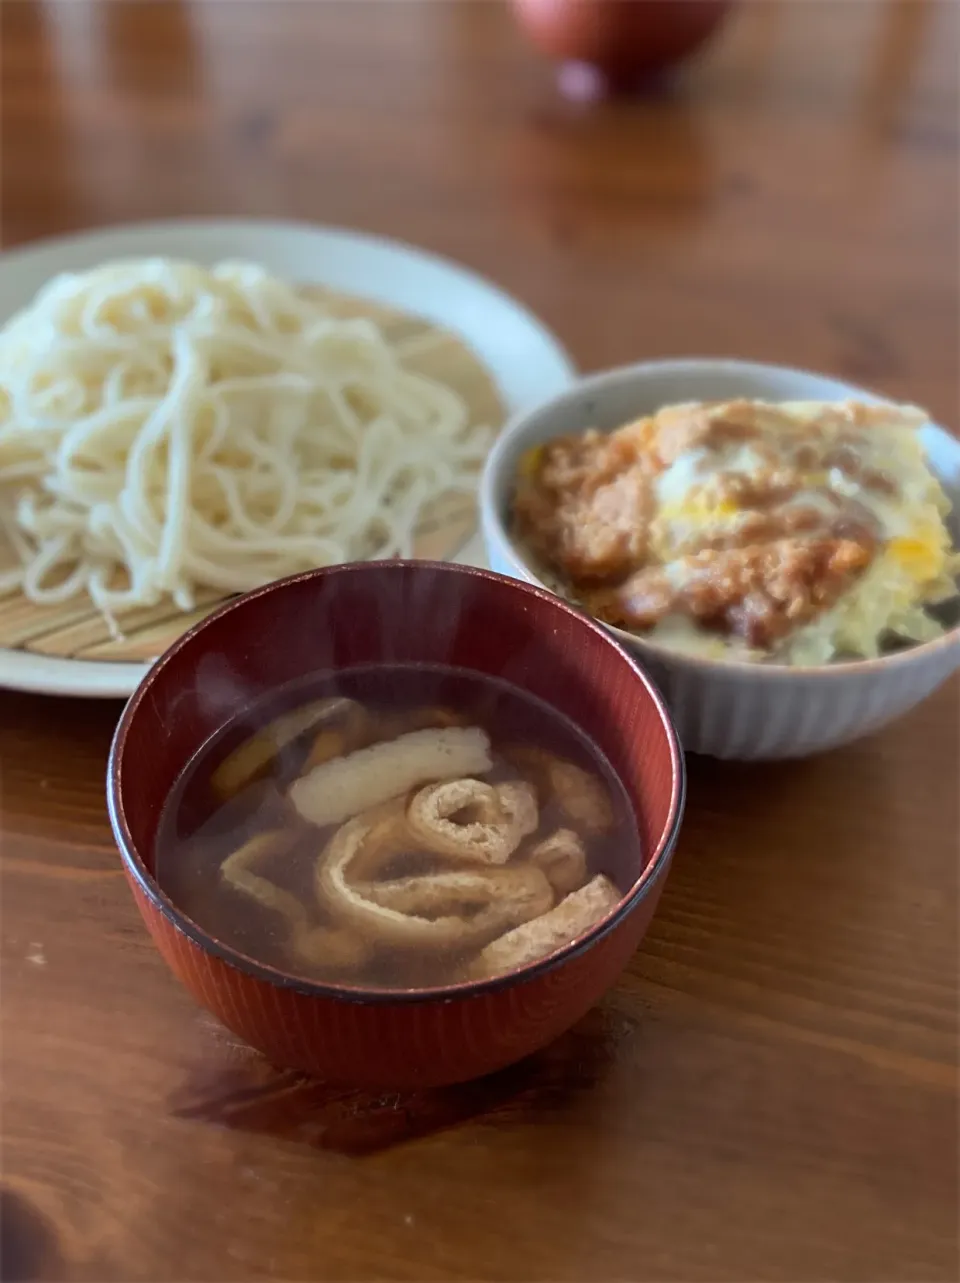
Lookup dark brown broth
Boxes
[155,663,640,988]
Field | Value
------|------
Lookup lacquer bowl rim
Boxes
[107,560,686,1006]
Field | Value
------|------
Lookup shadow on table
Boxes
[0,1187,64,1283]
[167,1000,630,1157]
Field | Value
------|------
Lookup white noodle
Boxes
[0,258,494,622]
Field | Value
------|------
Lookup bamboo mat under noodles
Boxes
[0,287,504,664]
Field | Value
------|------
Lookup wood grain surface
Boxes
[0,286,502,663]
[1,2,958,1281]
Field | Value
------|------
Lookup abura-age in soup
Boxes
[155,663,637,989]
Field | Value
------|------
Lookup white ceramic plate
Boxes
[0,218,570,698]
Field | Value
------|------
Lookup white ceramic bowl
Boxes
[480,359,960,759]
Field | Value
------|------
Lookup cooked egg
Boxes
[647,401,958,661]
[518,445,544,479]
[512,397,957,665]
[652,493,741,561]
[888,525,951,585]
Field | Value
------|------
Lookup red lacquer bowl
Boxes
[107,562,684,1088]
[510,0,732,84]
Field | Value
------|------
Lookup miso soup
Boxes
[155,663,639,989]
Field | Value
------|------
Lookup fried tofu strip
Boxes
[316,803,554,949]
[471,874,621,978]
[359,866,554,926]
[504,746,615,835]
[220,829,305,925]
[293,924,371,973]
[289,727,494,829]
[220,827,371,973]
[211,697,361,799]
[528,828,588,895]
[406,777,538,864]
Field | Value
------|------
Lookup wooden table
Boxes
[2,3,957,1280]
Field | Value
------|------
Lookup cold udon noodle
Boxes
[156,666,633,987]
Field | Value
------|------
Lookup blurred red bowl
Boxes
[511,0,732,83]
[107,561,684,1088]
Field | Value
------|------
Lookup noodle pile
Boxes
[0,258,493,623]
